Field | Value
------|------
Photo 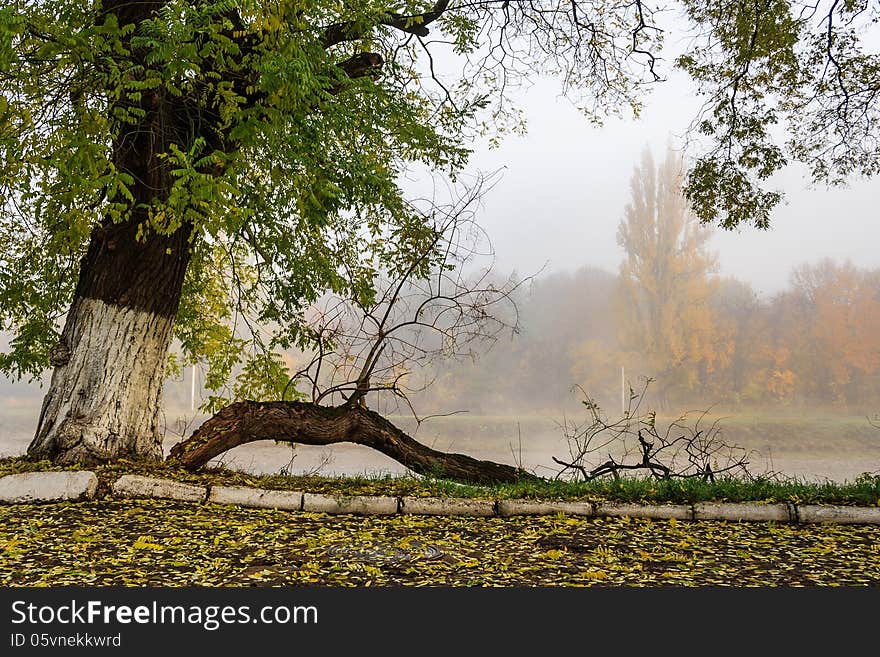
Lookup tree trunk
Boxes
[169,401,538,485]
[27,221,193,465]
[27,0,194,465]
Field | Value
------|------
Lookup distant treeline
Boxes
[411,258,880,415]
[409,149,880,416]
[4,258,878,417]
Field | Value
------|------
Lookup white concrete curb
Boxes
[797,505,880,525]
[596,502,692,520]
[209,485,303,511]
[497,499,593,517]
[303,493,398,515]
[400,496,496,516]
[0,471,98,503]
[111,475,207,503]
[2,472,878,525]
[693,502,793,523]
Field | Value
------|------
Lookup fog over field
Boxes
[3,32,879,483]
[464,75,880,297]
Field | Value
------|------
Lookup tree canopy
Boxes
[0,0,878,403]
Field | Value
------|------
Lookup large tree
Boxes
[616,146,728,405]
[1,1,878,473]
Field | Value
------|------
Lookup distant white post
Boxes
[621,366,625,416]
[190,364,196,412]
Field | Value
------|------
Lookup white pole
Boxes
[621,365,625,416]
[190,364,196,412]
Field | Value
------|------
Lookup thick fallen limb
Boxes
[168,400,537,485]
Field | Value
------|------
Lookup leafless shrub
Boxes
[284,175,528,426]
[279,445,334,478]
[553,377,757,482]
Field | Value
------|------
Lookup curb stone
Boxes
[400,496,496,516]
[209,485,303,511]
[596,502,693,520]
[0,471,98,503]
[303,493,398,515]
[111,475,207,502]
[797,505,880,525]
[693,502,792,523]
[497,499,593,517]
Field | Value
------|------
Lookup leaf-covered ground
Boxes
[2,500,879,586]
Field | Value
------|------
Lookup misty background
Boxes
[2,57,879,483]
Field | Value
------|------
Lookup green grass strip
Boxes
[2,457,879,506]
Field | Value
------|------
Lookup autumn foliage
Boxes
[387,150,880,415]
[615,147,728,406]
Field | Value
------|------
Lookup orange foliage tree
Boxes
[616,146,732,406]
[788,260,880,405]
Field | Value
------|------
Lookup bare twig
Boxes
[554,377,758,482]
[284,174,529,429]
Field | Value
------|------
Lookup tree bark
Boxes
[169,401,538,485]
[27,300,170,464]
[27,224,192,465]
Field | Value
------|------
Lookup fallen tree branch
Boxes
[168,400,537,485]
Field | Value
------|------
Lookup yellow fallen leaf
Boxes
[576,570,607,580]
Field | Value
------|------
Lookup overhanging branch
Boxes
[337,52,385,80]
[324,1,451,48]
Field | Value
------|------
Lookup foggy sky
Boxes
[450,68,880,298]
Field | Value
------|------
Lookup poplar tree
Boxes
[617,146,724,404]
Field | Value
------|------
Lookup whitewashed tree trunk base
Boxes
[28,297,174,464]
